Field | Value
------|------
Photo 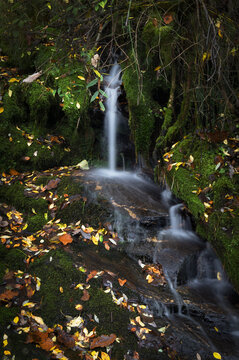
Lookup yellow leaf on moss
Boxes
[3,339,8,347]
[78,75,85,81]
[0,107,4,113]
[13,316,19,324]
[9,78,20,83]
[101,352,110,360]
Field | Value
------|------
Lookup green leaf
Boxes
[90,91,99,102]
[86,78,98,88]
[99,101,105,111]
[99,89,108,98]
[99,0,107,8]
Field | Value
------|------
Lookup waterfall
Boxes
[104,62,121,171]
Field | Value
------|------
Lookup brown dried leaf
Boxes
[44,178,61,190]
[0,289,19,301]
[57,329,75,348]
[81,289,90,301]
[90,333,116,349]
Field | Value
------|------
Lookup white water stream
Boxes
[104,62,121,171]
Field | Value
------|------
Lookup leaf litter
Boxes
[0,157,171,360]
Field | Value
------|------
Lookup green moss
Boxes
[0,307,18,334]
[29,249,85,326]
[27,213,48,232]
[0,182,48,213]
[213,176,235,209]
[0,245,26,270]
[122,63,163,160]
[25,82,56,127]
[2,84,28,124]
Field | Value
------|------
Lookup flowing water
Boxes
[83,171,239,359]
[104,62,122,171]
[85,62,239,358]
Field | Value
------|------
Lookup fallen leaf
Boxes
[81,289,90,301]
[59,233,73,245]
[57,329,75,348]
[77,160,89,170]
[86,270,98,283]
[67,315,84,328]
[44,178,61,190]
[163,14,173,24]
[9,78,20,83]
[118,278,127,287]
[0,107,4,113]
[213,353,222,360]
[101,352,110,360]
[59,286,64,293]
[90,334,116,349]
[0,289,19,301]
[75,304,83,311]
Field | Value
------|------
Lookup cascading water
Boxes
[86,63,239,359]
[104,62,121,171]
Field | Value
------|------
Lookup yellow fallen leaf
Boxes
[13,316,19,324]
[202,52,210,62]
[218,29,223,38]
[154,65,161,71]
[3,339,8,347]
[9,78,20,83]
[78,75,85,80]
[74,283,84,290]
[213,353,222,359]
[0,107,4,113]
[217,272,222,281]
[101,352,110,360]
[75,304,83,311]
[4,350,11,355]
[214,327,219,332]
[76,102,81,109]
[92,235,99,245]
[59,286,63,293]
[146,274,154,283]
[8,89,13,97]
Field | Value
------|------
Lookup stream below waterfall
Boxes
[80,169,239,360]
[79,61,239,359]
